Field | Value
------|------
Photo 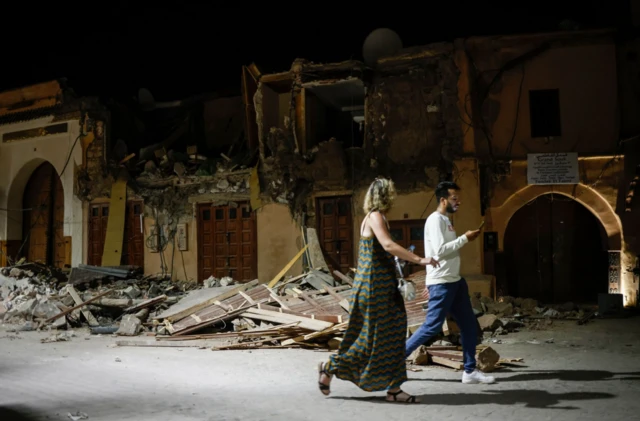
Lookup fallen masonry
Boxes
[1,254,604,372]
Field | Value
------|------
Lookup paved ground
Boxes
[1,316,639,421]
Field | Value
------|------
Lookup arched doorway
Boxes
[503,193,608,304]
[21,162,65,268]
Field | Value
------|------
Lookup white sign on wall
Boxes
[527,153,579,185]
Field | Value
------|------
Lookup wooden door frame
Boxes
[123,200,145,268]
[87,199,145,267]
[196,201,258,283]
[22,162,65,268]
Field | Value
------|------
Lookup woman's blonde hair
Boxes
[363,177,397,214]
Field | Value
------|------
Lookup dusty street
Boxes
[1,317,639,421]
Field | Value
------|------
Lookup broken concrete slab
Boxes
[123,286,142,299]
[521,298,538,311]
[501,319,526,331]
[488,302,514,317]
[407,345,430,365]
[478,314,503,332]
[116,315,142,336]
[306,228,328,271]
[476,346,500,372]
[33,300,62,320]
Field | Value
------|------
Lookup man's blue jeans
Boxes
[405,278,478,373]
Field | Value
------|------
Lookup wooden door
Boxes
[317,196,353,275]
[121,202,144,267]
[389,219,426,275]
[22,162,65,268]
[503,194,608,303]
[88,201,144,267]
[88,203,109,266]
[197,202,257,282]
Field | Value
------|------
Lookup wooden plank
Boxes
[267,291,291,310]
[254,303,344,324]
[44,289,114,324]
[427,350,464,361]
[116,339,224,348]
[306,228,329,271]
[295,292,327,314]
[324,285,350,312]
[173,299,267,336]
[332,270,354,286]
[170,285,273,335]
[66,285,99,327]
[281,322,348,346]
[431,356,464,370]
[238,291,256,305]
[275,273,307,292]
[155,280,259,321]
[241,308,334,331]
[125,295,167,313]
[101,175,127,267]
[284,290,351,318]
[214,300,234,311]
[156,322,304,341]
[267,245,309,288]
[213,343,306,351]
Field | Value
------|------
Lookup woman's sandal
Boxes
[317,362,332,396]
[386,389,418,403]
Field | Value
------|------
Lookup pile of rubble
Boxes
[10,253,594,373]
[470,294,597,340]
[0,261,243,336]
[146,268,354,349]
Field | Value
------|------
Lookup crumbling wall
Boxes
[136,171,251,219]
[464,34,618,161]
[365,55,461,190]
[76,119,112,201]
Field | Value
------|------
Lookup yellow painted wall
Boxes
[143,216,198,282]
[256,203,303,283]
[453,158,483,275]
[0,118,85,266]
[469,40,618,158]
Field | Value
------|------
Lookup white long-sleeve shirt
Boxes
[424,211,468,285]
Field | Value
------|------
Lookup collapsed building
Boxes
[245,29,640,307]
[0,28,639,317]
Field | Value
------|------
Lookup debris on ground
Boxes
[67,411,89,421]
[1,241,583,373]
[0,262,234,333]
[406,344,513,372]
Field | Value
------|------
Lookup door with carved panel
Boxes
[316,196,353,275]
[22,162,65,268]
[389,219,426,275]
[197,202,257,282]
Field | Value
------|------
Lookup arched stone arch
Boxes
[4,158,64,241]
[488,184,622,252]
[487,183,638,307]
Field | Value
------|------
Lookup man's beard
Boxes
[446,203,457,213]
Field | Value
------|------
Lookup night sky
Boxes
[1,2,632,102]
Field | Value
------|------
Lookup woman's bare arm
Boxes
[368,212,431,264]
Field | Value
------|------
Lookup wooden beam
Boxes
[267,245,308,288]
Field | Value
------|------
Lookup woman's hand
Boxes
[419,257,439,268]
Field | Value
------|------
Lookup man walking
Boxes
[405,181,495,384]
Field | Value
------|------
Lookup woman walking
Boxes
[317,177,439,403]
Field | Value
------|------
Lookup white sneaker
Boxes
[462,370,496,384]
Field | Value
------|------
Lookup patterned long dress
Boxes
[324,234,408,392]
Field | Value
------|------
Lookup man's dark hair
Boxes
[435,181,461,201]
